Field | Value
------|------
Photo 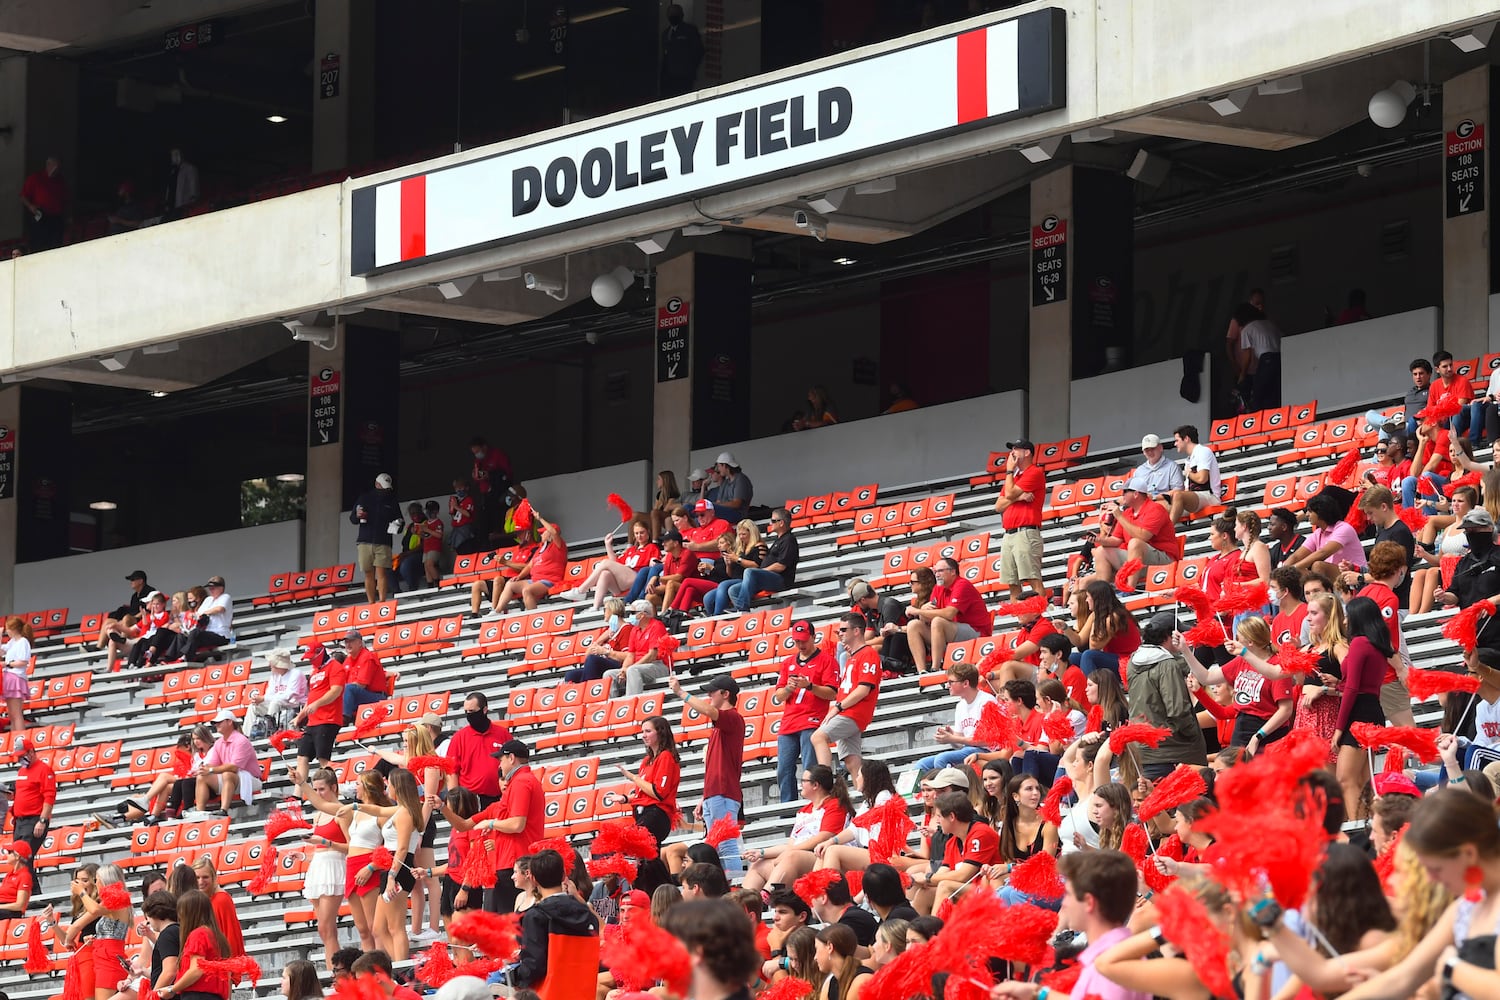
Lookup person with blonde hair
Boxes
[376,725,444,943]
[1187,615,1294,751]
[292,768,388,951]
[703,518,768,615]
[190,857,243,957]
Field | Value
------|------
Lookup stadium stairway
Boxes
[1,396,1474,997]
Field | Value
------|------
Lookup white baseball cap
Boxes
[375,473,393,489]
[1140,434,1162,450]
[211,709,238,724]
[715,451,740,468]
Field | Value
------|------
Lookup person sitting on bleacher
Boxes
[712,452,753,516]
[106,728,206,826]
[505,848,600,991]
[911,662,996,772]
[1439,509,1500,625]
[603,601,671,697]
[1089,478,1180,596]
[907,557,991,674]
[97,569,152,651]
[179,575,234,663]
[988,603,1059,686]
[0,840,32,913]
[1133,434,1184,498]
[341,629,391,719]
[684,499,733,558]
[489,515,568,617]
[122,591,171,668]
[192,709,261,816]
[244,648,307,738]
[728,507,798,613]
[1267,507,1305,569]
[1285,492,1366,582]
[1165,425,1223,526]
[646,529,698,613]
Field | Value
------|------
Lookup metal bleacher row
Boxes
[1,388,1482,997]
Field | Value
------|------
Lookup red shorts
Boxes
[93,937,129,992]
[345,854,385,898]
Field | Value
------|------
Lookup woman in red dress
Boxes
[156,890,230,1000]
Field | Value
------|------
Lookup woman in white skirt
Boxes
[3,616,32,733]
[299,767,348,970]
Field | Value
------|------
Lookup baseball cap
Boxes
[715,451,740,468]
[345,629,364,643]
[2,841,31,859]
[1123,476,1151,494]
[303,643,327,667]
[694,499,715,515]
[211,709,238,724]
[688,468,706,481]
[1372,772,1420,798]
[205,576,226,588]
[375,473,393,489]
[704,675,741,697]
[492,738,530,760]
[848,581,875,601]
[661,529,683,544]
[1146,611,1178,635]
[932,766,971,789]
[1462,508,1495,530]
[1141,434,1162,449]
[418,712,443,728]
[790,621,813,640]
[9,739,31,757]
[622,889,649,907]
[1006,439,1035,451]
[125,570,148,582]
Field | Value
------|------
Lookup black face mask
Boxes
[1468,531,1496,554]
[466,710,490,732]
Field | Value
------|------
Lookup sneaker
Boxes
[560,588,587,601]
[180,809,210,822]
[410,928,441,943]
[91,812,116,829]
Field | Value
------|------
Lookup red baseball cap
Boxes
[621,889,649,907]
[1373,772,1420,798]
[9,739,32,758]
[790,622,813,640]
[303,643,327,668]
[3,841,31,859]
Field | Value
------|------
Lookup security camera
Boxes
[283,319,338,351]
[793,209,828,243]
[524,271,567,300]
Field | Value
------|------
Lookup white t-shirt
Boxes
[1185,443,1222,499]
[1474,695,1500,749]
[1239,318,1282,360]
[1058,807,1099,855]
[952,691,997,743]
[200,591,234,638]
[3,636,30,671]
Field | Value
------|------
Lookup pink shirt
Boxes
[1308,521,1366,569]
[1072,925,1152,1000]
[202,730,259,775]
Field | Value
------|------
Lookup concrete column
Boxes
[653,254,696,482]
[1028,168,1075,442]
[0,389,17,615]
[0,56,80,245]
[312,0,375,173]
[303,331,347,571]
[1442,65,1492,357]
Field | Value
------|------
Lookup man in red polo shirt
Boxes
[7,740,53,861]
[1091,477,1181,593]
[293,647,346,780]
[19,157,65,251]
[772,621,837,803]
[906,557,992,674]
[445,692,514,807]
[470,739,545,914]
[993,438,1048,605]
[340,630,390,718]
[813,612,883,777]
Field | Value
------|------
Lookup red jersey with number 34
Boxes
[837,647,882,729]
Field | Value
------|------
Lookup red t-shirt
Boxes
[1017,709,1046,749]
[942,821,1001,868]
[0,865,32,904]
[1441,376,1477,405]
[495,764,546,868]
[660,547,699,579]
[684,519,732,545]
[622,543,661,571]
[631,752,681,813]
[448,721,515,799]
[21,171,64,215]
[837,647,883,729]
[1002,465,1046,530]
[180,926,228,998]
[306,660,348,728]
[12,758,56,816]
[703,707,744,803]
[421,518,445,553]
[530,539,568,586]
[1222,657,1290,722]
[472,449,512,493]
[451,494,476,527]
[393,986,422,1000]
[1356,582,1402,684]
[1270,603,1309,649]
[777,650,838,733]
[1061,665,1089,711]
[933,578,991,635]
[1011,618,1057,665]
[626,618,668,659]
[1114,501,1180,559]
[344,648,387,693]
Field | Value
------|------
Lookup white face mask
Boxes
[1267,587,1281,605]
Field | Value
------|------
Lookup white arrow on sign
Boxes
[319,428,329,443]
[1462,193,1473,212]
[1044,285,1056,302]
[668,363,679,378]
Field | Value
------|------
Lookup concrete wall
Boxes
[1283,307,1443,413]
[14,520,303,618]
[1070,358,1209,454]
[689,390,1026,506]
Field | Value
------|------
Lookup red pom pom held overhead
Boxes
[1406,668,1482,701]
[268,729,302,754]
[1138,765,1208,820]
[607,493,634,523]
[1109,723,1171,756]
[512,499,535,530]
[353,702,392,739]
[1038,776,1072,826]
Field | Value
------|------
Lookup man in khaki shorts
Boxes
[993,438,1047,604]
[350,473,403,602]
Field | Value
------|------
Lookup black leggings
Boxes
[635,805,671,850]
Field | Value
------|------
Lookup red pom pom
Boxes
[353,702,392,739]
[1214,579,1269,616]
[1269,643,1322,677]
[607,493,635,524]
[512,499,534,530]
[1039,961,1082,994]
[264,807,312,841]
[1182,618,1227,648]
[247,849,278,895]
[460,838,497,888]
[656,634,680,667]
[1113,558,1144,594]
[1121,823,1150,864]
[1397,505,1429,534]
[448,911,523,960]
[199,956,261,987]
[1172,586,1214,621]
[1142,834,1185,894]
[1138,765,1208,820]
[1041,709,1076,744]
[171,751,193,779]
[593,819,660,859]
[1155,885,1235,1000]
[331,971,388,1000]
[587,853,638,882]
[1109,723,1171,756]
[1350,723,1441,764]
[1444,600,1498,652]
[758,977,814,1000]
[975,899,1057,966]
[978,646,1006,673]
[1417,389,1463,423]
[1007,852,1064,899]
[1442,554,1463,591]
[995,595,1048,618]
[793,869,844,904]
[861,946,935,1000]
[705,816,741,848]
[601,921,692,994]
[24,917,48,974]
[99,882,131,910]
[268,728,302,754]
[1373,824,1407,890]
[369,846,395,871]
[1329,447,1362,486]
[1198,785,1328,909]
[1084,705,1105,734]
[528,836,575,861]
[844,870,864,899]
[1446,471,1484,497]
[406,754,456,776]
[415,941,457,987]
[1038,776,1072,826]
[1407,668,1482,700]
[972,700,1020,750]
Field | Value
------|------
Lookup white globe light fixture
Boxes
[590,266,636,308]
[1368,81,1416,128]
